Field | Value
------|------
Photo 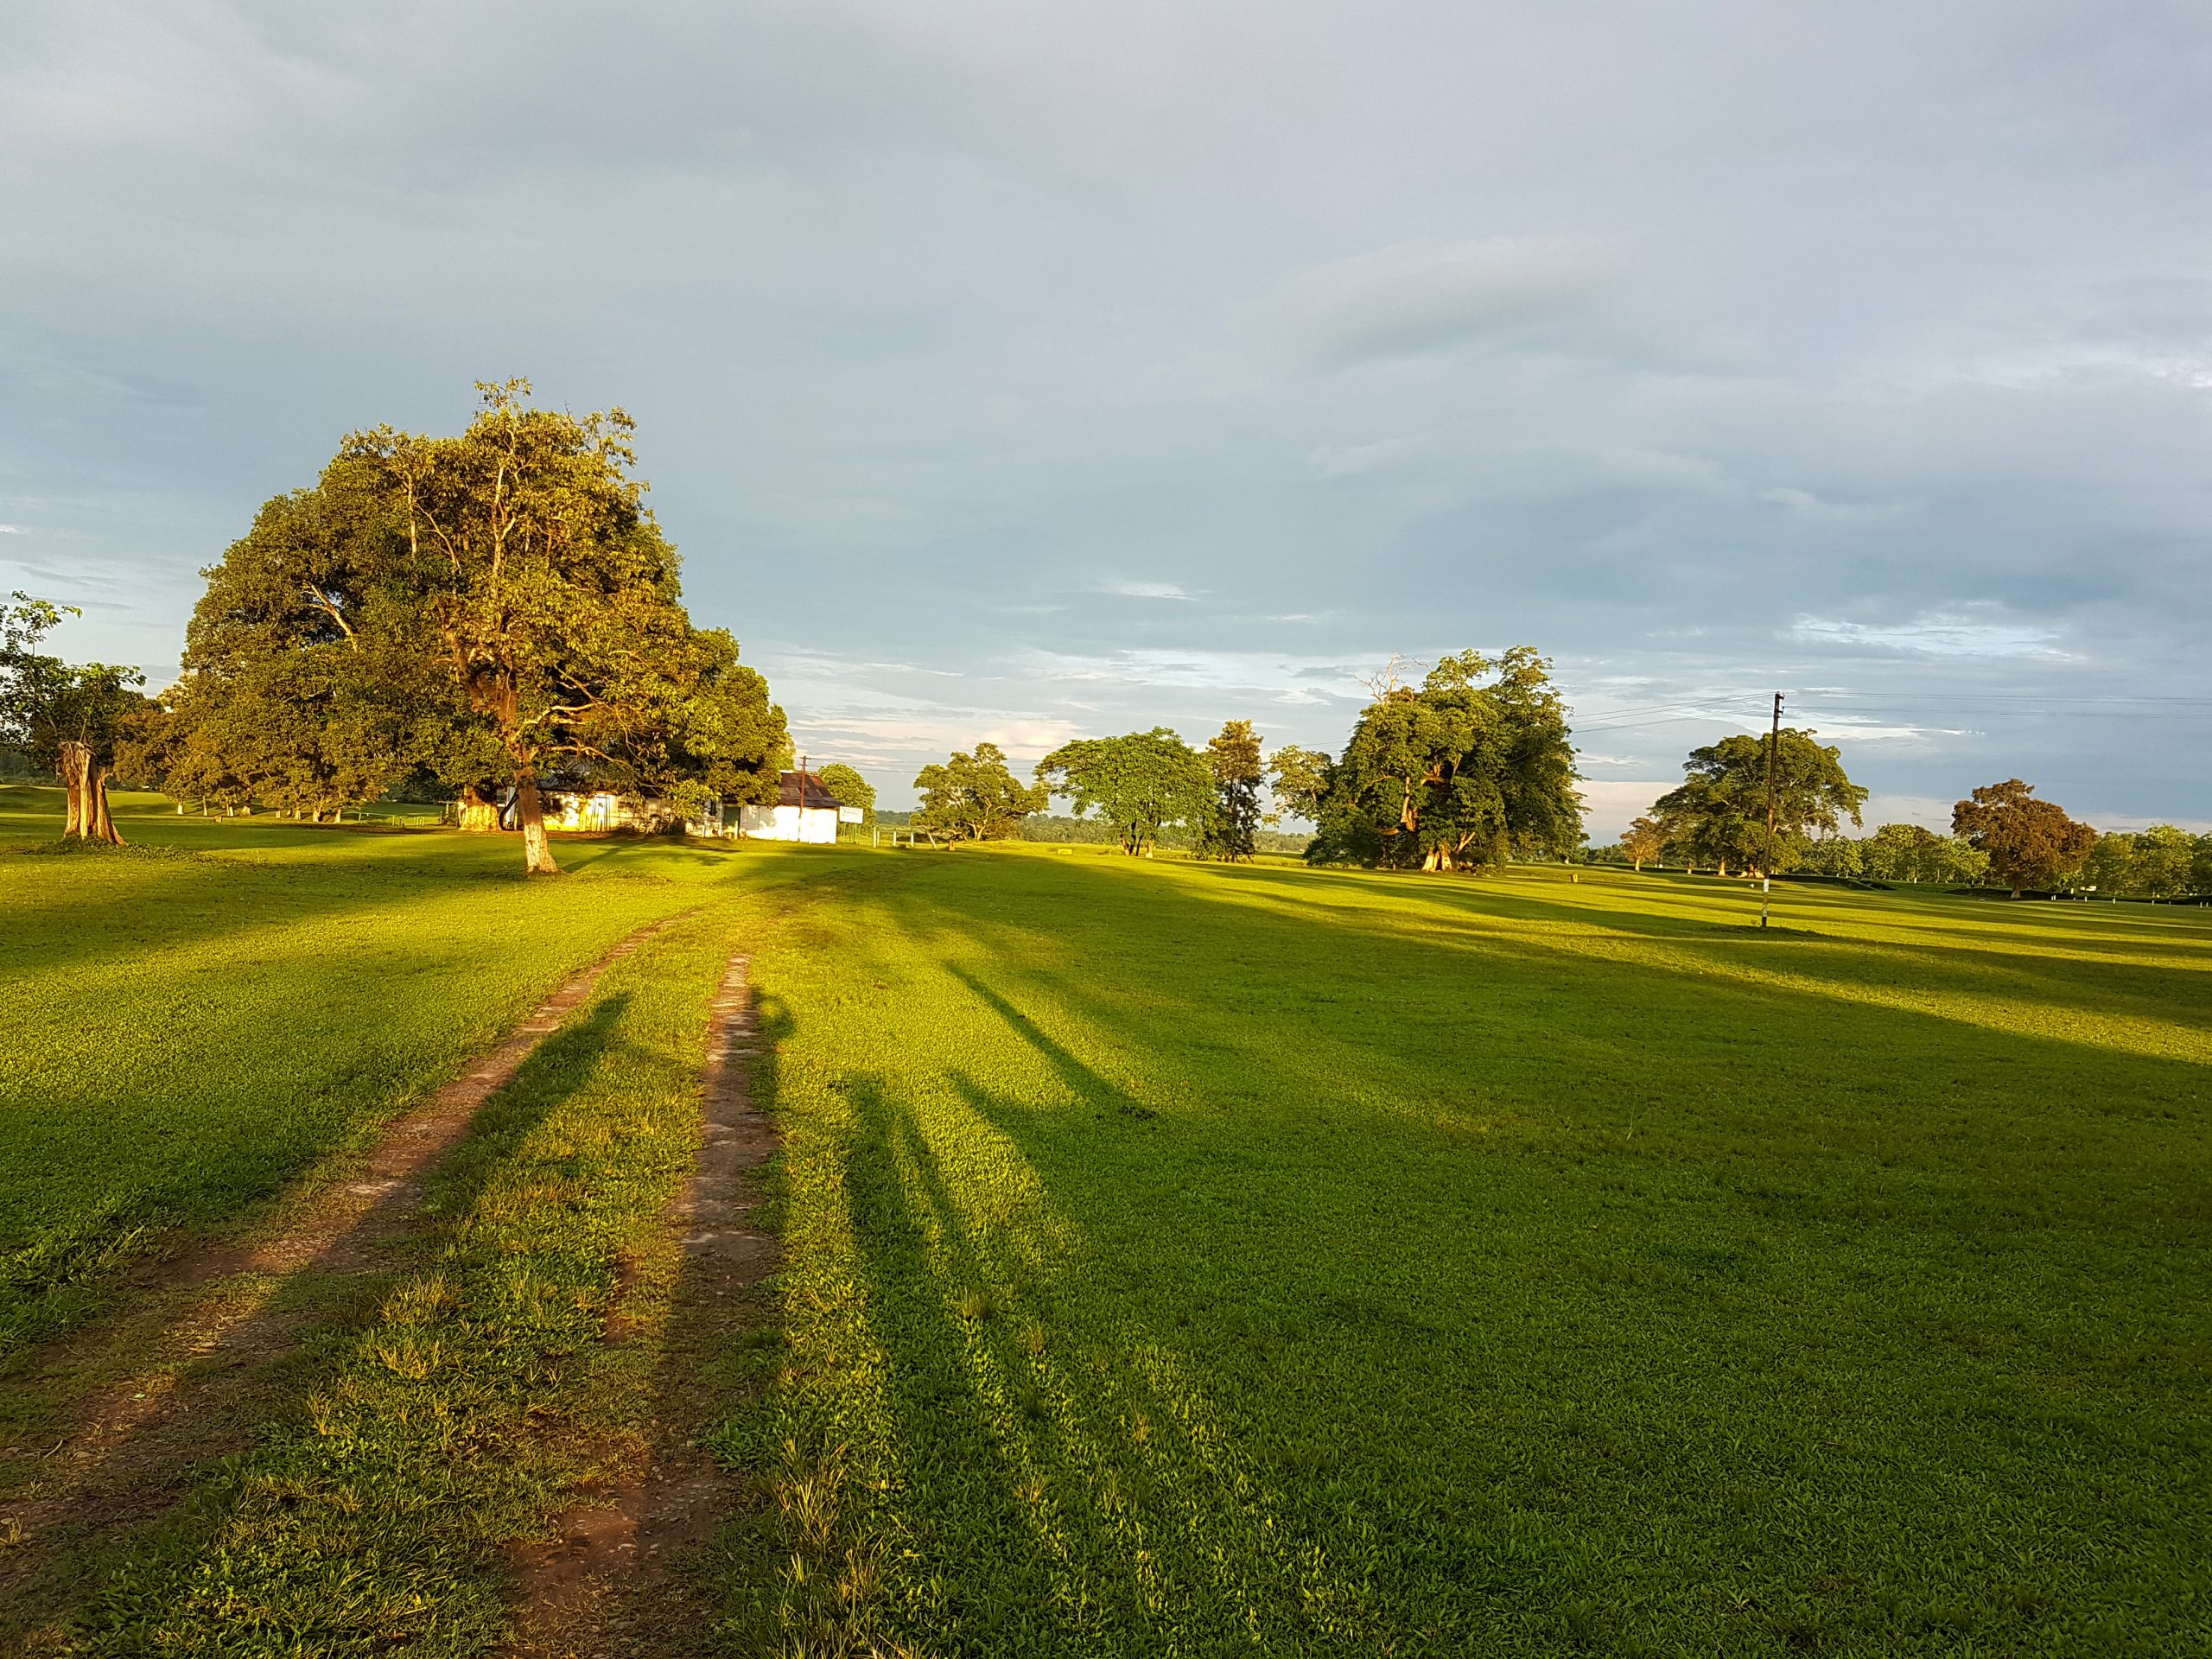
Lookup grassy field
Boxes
[2,798,2206,1655]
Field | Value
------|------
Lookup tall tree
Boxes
[343,381,783,874]
[1651,728,1866,877]
[1306,647,1580,872]
[1198,720,1263,861]
[0,593,149,843]
[1951,779,2097,898]
[1035,729,1215,855]
[817,762,876,824]
[913,743,1044,841]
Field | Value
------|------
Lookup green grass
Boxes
[716,849,2211,1656]
[75,912,760,1656]
[0,785,741,1356]
[3,804,2207,1655]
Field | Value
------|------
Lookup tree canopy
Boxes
[1620,816,1666,871]
[1198,720,1263,861]
[1035,728,1214,855]
[159,382,785,869]
[913,743,1044,842]
[1953,779,2097,897]
[817,763,876,824]
[1306,648,1580,872]
[1266,744,1332,826]
[1650,728,1866,877]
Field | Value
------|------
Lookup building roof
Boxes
[779,770,843,810]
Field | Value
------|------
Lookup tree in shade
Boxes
[1307,647,1580,872]
[1652,728,1866,877]
[1198,720,1263,861]
[0,593,149,844]
[1951,779,2097,897]
[913,743,1044,841]
[1035,728,1214,855]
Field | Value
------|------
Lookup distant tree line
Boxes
[906,647,1583,873]
[1597,749,2134,899]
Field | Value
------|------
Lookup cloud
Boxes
[1276,235,1615,365]
[0,524,22,533]
[1790,610,2072,659]
[1100,578,1198,601]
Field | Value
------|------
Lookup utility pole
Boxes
[1759,692,1783,929]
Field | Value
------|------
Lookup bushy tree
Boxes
[1620,815,1666,871]
[1652,728,1866,877]
[1035,728,1214,855]
[1952,779,2096,897]
[0,593,149,843]
[1198,720,1263,861]
[2130,825,2197,898]
[1306,648,1579,872]
[914,743,1044,841]
[817,763,875,824]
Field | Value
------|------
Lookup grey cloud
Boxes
[1275,236,1616,365]
[3,0,2210,824]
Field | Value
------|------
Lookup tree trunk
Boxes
[513,770,561,875]
[58,743,87,836]
[58,744,124,844]
[84,766,124,844]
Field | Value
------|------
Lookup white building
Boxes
[715,770,851,843]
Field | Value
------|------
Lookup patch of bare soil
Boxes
[0,918,678,1641]
[507,953,781,1658]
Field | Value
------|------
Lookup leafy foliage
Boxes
[1306,647,1580,872]
[0,592,149,842]
[1952,779,2098,896]
[1197,720,1263,861]
[913,743,1045,841]
[1620,815,1666,869]
[817,763,876,823]
[1035,728,1214,855]
[1651,728,1867,876]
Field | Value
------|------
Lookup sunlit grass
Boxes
[0,785,756,1356]
[720,849,2211,1656]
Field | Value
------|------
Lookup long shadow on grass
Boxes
[805,1069,1395,1656]
[3,995,639,1652]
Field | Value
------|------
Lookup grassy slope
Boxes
[0,786,725,1355]
[724,849,2210,1657]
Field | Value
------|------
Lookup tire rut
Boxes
[507,950,780,1656]
[0,915,683,1623]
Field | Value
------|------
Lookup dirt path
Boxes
[507,951,781,1656]
[0,916,681,1632]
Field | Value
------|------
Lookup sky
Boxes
[5,1,2210,836]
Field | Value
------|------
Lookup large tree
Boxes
[1620,815,1666,871]
[0,593,149,844]
[1306,647,1580,873]
[913,743,1044,841]
[1035,728,1215,855]
[1952,779,2096,898]
[1652,728,1866,877]
[1198,720,1263,861]
[257,380,791,873]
